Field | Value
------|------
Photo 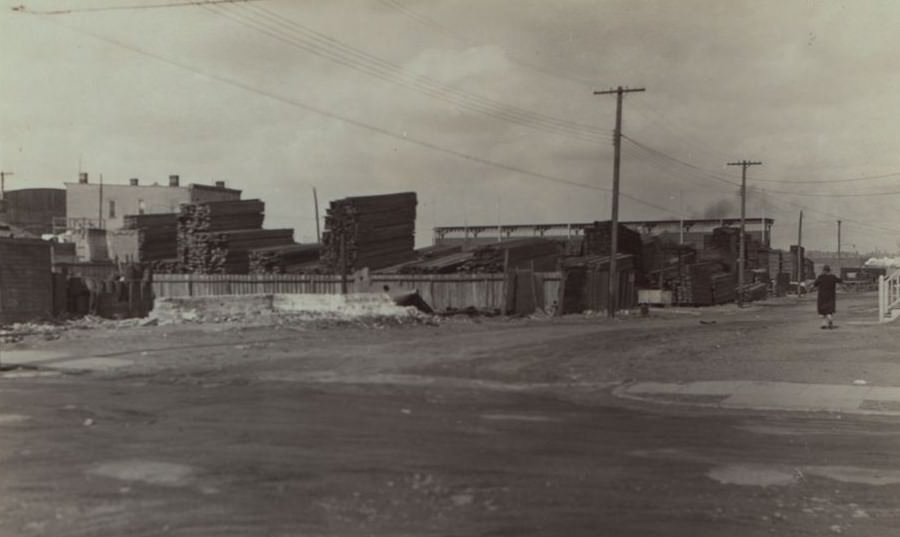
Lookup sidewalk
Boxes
[616,380,900,416]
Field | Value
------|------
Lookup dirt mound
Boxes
[149,293,435,327]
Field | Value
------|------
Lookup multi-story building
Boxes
[64,173,241,231]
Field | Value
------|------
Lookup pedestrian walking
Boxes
[813,265,842,329]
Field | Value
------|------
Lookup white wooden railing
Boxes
[878,269,900,323]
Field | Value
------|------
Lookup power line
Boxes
[622,135,900,236]
[626,108,900,186]
[23,15,679,217]
[623,135,900,197]
[12,0,264,15]
[198,3,611,144]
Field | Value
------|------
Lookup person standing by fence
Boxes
[813,265,842,329]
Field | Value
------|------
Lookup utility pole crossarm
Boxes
[593,87,647,96]
[725,160,763,307]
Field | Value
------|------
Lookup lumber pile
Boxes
[673,263,715,305]
[321,193,417,272]
[176,199,295,274]
[739,282,768,303]
[177,200,265,233]
[183,229,294,274]
[249,243,322,274]
[108,212,179,263]
[582,221,644,271]
[149,258,183,274]
[456,238,562,273]
[712,273,737,304]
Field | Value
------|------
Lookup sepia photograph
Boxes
[1,0,900,535]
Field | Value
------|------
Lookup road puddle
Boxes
[0,350,69,365]
[0,413,29,425]
[89,460,197,487]
[480,413,557,422]
[707,464,799,487]
[804,466,900,486]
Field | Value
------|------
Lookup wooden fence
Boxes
[152,273,562,314]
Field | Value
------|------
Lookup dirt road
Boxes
[1,291,898,536]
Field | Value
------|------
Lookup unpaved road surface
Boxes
[1,292,899,536]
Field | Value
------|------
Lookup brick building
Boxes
[64,173,241,231]
[0,237,52,323]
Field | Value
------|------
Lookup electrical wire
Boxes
[21,14,683,218]
[13,0,264,15]
[195,2,611,145]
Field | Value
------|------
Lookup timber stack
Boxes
[582,221,644,271]
[456,238,562,273]
[176,199,294,274]
[249,243,322,274]
[674,263,715,306]
[321,192,417,272]
[110,212,179,263]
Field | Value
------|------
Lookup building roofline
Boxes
[189,183,242,194]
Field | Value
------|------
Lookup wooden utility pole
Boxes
[0,171,13,200]
[98,173,104,230]
[726,160,762,306]
[594,86,645,318]
[797,210,804,283]
[837,220,842,269]
[313,187,321,243]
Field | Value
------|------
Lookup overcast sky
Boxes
[2,0,899,252]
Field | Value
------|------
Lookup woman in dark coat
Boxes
[813,265,842,329]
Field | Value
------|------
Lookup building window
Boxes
[108,200,116,218]
[138,199,146,215]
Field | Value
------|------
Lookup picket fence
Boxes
[152,272,562,313]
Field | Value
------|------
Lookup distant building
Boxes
[64,173,241,231]
[0,188,66,236]
[433,218,774,249]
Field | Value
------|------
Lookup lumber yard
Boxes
[4,173,840,321]
[95,182,820,314]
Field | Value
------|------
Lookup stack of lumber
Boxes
[767,248,784,276]
[457,238,562,273]
[582,221,644,271]
[380,244,464,274]
[183,229,294,274]
[582,221,643,256]
[249,243,322,274]
[785,245,806,281]
[176,199,295,274]
[712,272,737,304]
[738,282,768,303]
[177,200,265,233]
[108,212,179,263]
[149,258,183,274]
[673,263,715,305]
[321,193,417,272]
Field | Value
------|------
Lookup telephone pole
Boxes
[797,210,804,284]
[594,86,645,318]
[837,220,842,270]
[0,171,13,200]
[313,187,321,243]
[726,160,762,306]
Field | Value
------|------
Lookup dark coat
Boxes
[814,273,842,315]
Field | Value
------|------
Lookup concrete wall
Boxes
[65,181,241,231]
[0,188,66,235]
[0,238,52,324]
